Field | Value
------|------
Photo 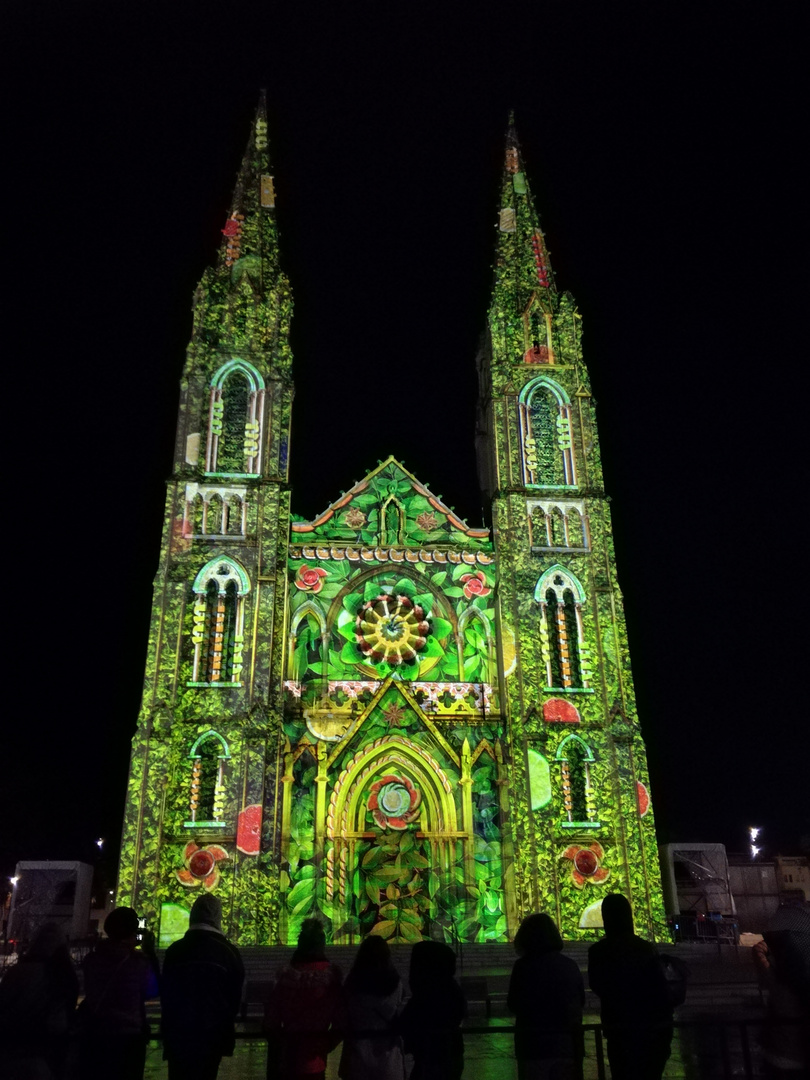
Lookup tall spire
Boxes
[218,90,280,275]
[493,115,556,311]
[189,92,291,364]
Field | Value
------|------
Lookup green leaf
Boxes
[361,846,385,869]
[430,617,454,640]
[365,880,381,905]
[428,872,441,898]
[369,920,397,939]
[394,578,416,598]
[444,586,464,598]
[399,907,421,925]
[399,920,423,943]
[339,640,361,663]
[412,593,434,615]
[286,878,314,907]
[373,866,404,883]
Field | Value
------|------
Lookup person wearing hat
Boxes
[161,894,245,1080]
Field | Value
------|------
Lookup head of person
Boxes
[514,913,563,957]
[189,894,223,932]
[294,918,327,962]
[409,939,456,995]
[346,934,400,996]
[600,893,635,938]
[24,922,69,962]
[104,906,140,944]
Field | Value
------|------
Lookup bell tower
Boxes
[117,94,295,944]
[476,118,666,937]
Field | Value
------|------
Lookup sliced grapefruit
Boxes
[237,804,263,855]
[636,781,650,817]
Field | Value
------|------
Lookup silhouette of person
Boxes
[0,922,79,1079]
[73,907,159,1080]
[507,913,584,1080]
[587,893,672,1080]
[265,918,343,1080]
[399,940,466,1080]
[753,901,810,1077]
[339,935,405,1080]
[161,895,244,1080]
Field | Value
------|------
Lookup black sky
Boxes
[3,4,807,890]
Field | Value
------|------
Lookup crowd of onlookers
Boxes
[0,890,807,1080]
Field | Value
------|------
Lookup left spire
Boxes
[218,90,280,275]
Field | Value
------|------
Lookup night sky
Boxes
[4,5,807,894]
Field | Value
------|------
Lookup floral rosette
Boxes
[176,841,228,891]
[355,594,429,665]
[368,773,421,830]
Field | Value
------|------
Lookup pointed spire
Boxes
[494,114,556,303]
[218,90,280,275]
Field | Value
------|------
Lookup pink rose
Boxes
[295,565,328,592]
[460,570,491,600]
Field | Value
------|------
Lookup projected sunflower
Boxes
[355,594,429,665]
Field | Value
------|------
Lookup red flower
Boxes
[368,773,421,830]
[294,565,328,593]
[460,571,491,600]
[176,842,228,891]
[562,842,610,889]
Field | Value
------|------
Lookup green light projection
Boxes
[116,103,667,949]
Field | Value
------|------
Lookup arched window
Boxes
[289,603,328,686]
[188,730,230,825]
[190,558,249,685]
[205,360,265,476]
[550,507,566,547]
[207,493,223,534]
[565,508,584,548]
[530,505,549,548]
[518,378,575,487]
[226,496,243,536]
[556,734,598,826]
[381,497,405,546]
[192,494,205,535]
[535,566,587,689]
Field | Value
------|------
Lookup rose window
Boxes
[355,594,429,665]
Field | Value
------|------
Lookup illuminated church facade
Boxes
[118,98,667,946]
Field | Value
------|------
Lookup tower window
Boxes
[536,567,587,690]
[205,360,265,476]
[187,731,230,826]
[190,558,249,685]
[519,378,575,488]
[556,735,599,827]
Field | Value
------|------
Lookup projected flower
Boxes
[416,511,438,531]
[460,570,491,600]
[344,508,367,529]
[294,565,328,593]
[176,842,228,891]
[368,773,421,830]
[562,842,609,889]
[355,594,429,666]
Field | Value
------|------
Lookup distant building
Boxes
[774,855,810,903]
[727,856,782,933]
[8,861,93,946]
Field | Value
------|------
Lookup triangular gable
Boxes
[326,676,458,769]
[291,456,491,549]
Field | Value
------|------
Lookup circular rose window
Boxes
[355,594,429,666]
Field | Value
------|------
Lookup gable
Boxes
[291,456,491,550]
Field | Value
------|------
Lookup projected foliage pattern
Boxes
[117,104,667,948]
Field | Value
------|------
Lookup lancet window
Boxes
[556,734,598,826]
[519,378,575,487]
[205,360,265,476]
[535,566,587,689]
[190,558,249,685]
[188,730,229,824]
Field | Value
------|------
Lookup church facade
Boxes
[117,99,667,946]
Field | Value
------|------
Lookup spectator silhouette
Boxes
[587,893,672,1080]
[71,906,159,1080]
[400,940,466,1080]
[265,918,343,1080]
[339,935,405,1080]
[753,901,810,1077]
[507,913,584,1080]
[0,922,79,1079]
[161,894,244,1080]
